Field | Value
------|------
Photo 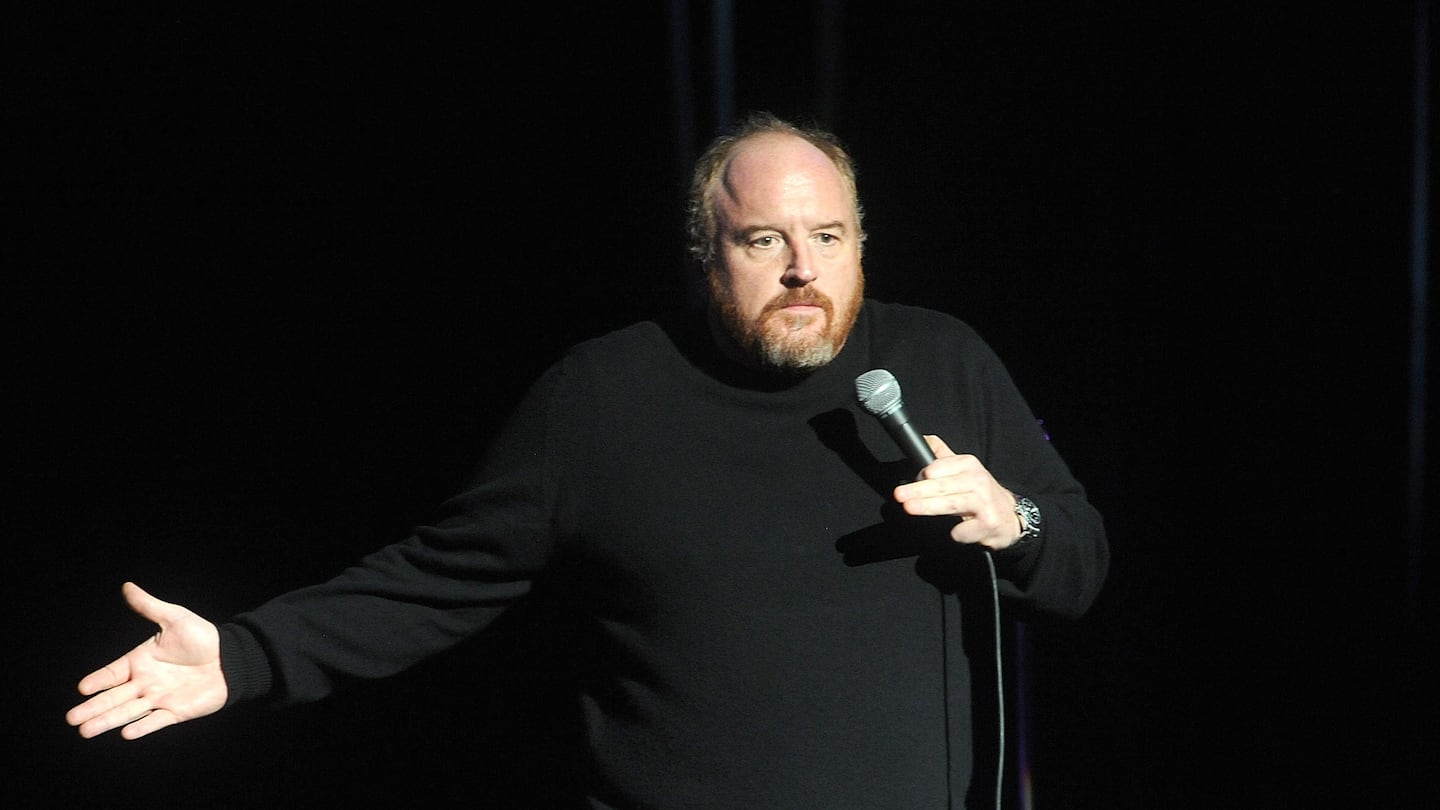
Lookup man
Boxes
[67,112,1109,808]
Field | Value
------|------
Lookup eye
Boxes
[750,235,780,249]
[815,233,838,245]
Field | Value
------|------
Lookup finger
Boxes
[897,483,976,518]
[897,471,972,504]
[75,714,119,740]
[948,518,987,546]
[67,678,143,726]
[74,708,128,739]
[76,656,134,696]
[72,691,151,738]
[120,708,179,740]
[91,699,158,739]
[922,434,955,459]
[913,493,976,518]
[122,581,180,627]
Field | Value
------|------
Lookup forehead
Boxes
[717,133,850,218]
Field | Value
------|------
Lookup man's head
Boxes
[686,112,867,373]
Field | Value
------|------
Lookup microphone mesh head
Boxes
[855,368,903,417]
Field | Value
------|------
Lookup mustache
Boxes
[760,288,834,318]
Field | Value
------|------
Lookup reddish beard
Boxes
[709,274,865,371]
[760,287,836,326]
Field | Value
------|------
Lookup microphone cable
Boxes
[985,549,1005,810]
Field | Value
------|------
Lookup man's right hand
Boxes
[66,581,228,739]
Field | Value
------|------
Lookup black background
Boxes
[12,3,1436,808]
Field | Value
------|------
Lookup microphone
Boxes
[855,368,936,470]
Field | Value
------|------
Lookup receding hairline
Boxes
[716,130,846,199]
[686,114,867,266]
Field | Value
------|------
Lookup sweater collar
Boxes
[658,300,874,398]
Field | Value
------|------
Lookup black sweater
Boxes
[220,299,1109,808]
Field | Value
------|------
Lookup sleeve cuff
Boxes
[218,622,275,707]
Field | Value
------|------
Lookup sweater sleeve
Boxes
[974,339,1109,623]
[219,363,567,706]
[868,302,1110,623]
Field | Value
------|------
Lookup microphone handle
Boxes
[882,406,936,469]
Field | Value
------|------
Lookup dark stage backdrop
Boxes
[13,4,1433,808]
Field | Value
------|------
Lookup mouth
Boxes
[767,302,827,336]
[766,291,832,316]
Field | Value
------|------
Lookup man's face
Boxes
[707,133,864,372]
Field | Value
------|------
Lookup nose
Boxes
[782,242,817,287]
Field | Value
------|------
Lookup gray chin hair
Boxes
[757,336,837,371]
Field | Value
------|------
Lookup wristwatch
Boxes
[1013,496,1042,543]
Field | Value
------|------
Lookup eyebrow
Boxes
[732,221,849,241]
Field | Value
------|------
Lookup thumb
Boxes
[922,434,956,459]
[121,581,177,626]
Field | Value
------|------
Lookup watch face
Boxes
[1016,498,1041,535]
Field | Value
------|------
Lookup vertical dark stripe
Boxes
[815,0,845,127]
[711,0,736,133]
[1408,0,1432,617]
[1013,622,1032,810]
[669,0,697,188]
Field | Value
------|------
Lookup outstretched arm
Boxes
[66,582,228,740]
